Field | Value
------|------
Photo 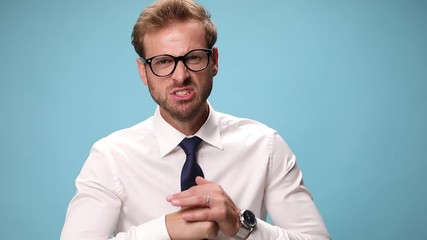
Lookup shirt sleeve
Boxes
[60,143,170,240]
[111,216,170,240]
[249,133,331,240]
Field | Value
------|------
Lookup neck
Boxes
[161,103,210,136]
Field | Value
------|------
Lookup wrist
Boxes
[232,209,257,240]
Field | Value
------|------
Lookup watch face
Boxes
[243,210,257,227]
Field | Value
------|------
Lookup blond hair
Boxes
[131,0,217,57]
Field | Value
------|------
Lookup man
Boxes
[61,0,330,239]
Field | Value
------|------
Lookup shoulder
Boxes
[214,111,292,150]
[216,111,277,135]
[94,116,155,149]
[214,111,293,160]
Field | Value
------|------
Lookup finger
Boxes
[180,207,229,222]
[170,194,211,207]
[181,207,211,222]
[166,189,196,203]
[167,179,212,202]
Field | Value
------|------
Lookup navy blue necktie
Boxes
[180,136,204,191]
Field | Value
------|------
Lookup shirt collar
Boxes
[153,102,223,157]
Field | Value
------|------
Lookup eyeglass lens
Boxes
[149,49,210,76]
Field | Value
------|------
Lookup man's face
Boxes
[137,20,218,123]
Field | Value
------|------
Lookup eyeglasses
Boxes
[141,48,213,77]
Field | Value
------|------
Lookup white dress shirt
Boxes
[61,104,330,240]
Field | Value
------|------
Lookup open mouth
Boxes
[175,90,191,96]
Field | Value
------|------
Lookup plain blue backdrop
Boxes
[1,0,426,239]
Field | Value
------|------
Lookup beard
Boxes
[146,76,213,122]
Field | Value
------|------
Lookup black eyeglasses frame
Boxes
[140,48,213,77]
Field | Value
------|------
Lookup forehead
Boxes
[143,20,207,57]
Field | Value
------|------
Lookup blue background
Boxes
[1,0,426,239]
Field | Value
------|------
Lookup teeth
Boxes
[175,90,190,96]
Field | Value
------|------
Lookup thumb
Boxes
[195,176,211,185]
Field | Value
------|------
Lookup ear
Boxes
[211,47,219,76]
[136,58,148,86]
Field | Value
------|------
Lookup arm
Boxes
[60,144,170,240]
[61,143,218,240]
[167,133,330,240]
[254,133,330,239]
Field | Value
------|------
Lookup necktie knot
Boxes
[179,136,202,156]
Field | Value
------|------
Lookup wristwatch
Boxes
[233,209,257,240]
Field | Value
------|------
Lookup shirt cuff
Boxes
[248,218,286,240]
[135,215,170,239]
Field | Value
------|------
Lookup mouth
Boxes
[174,89,191,96]
[171,87,195,100]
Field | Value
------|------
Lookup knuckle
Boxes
[201,210,210,220]
[199,221,219,238]
[188,188,196,195]
[217,208,227,219]
[199,195,206,205]
[206,222,219,235]
[213,183,223,192]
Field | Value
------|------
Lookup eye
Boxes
[185,54,203,64]
[152,56,174,67]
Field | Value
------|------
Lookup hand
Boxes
[167,177,241,237]
[166,208,219,240]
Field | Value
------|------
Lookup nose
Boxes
[171,60,190,83]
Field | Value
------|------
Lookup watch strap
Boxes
[233,225,252,240]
